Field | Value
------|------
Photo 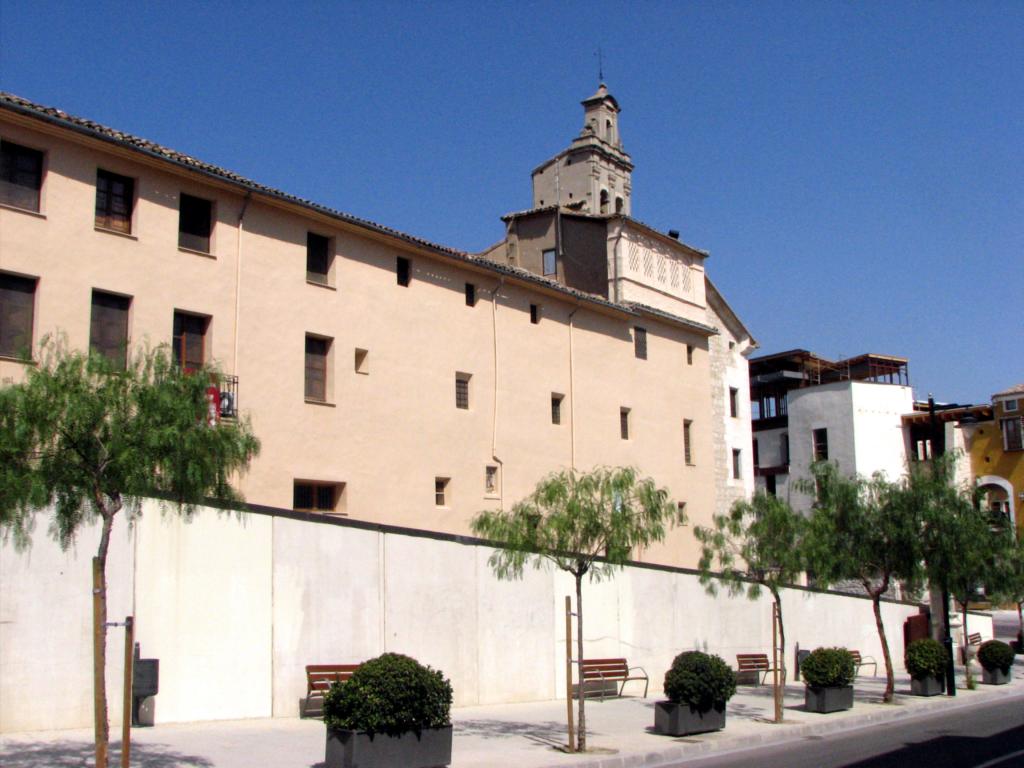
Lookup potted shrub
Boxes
[322,652,453,768]
[905,638,947,696]
[655,651,737,736]
[801,647,855,713]
[978,640,1016,686]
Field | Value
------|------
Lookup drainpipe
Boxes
[491,277,505,505]
[568,304,580,470]
[233,192,252,374]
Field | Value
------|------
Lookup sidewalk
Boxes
[3,667,1023,768]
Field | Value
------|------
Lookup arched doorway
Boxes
[977,475,1016,529]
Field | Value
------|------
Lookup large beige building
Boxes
[0,86,754,568]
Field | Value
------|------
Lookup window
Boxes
[293,481,344,514]
[600,189,609,214]
[677,501,687,517]
[686,345,694,365]
[306,232,332,285]
[95,169,134,234]
[684,419,693,465]
[90,291,130,369]
[455,372,471,409]
[766,475,777,496]
[172,311,208,371]
[781,433,790,465]
[530,304,540,324]
[396,256,411,286]
[813,428,829,461]
[551,393,563,425]
[304,334,330,402]
[634,327,647,360]
[0,140,43,212]
[615,197,623,213]
[178,193,213,252]
[0,272,36,358]
[1002,418,1023,452]
[435,477,449,506]
[354,348,368,374]
[465,282,476,306]
[620,407,630,440]
[753,438,760,468]
[732,449,742,480]
[1005,399,1019,413]
[485,465,498,495]
[542,249,556,276]
[729,387,739,418]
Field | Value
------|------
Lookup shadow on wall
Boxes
[0,740,213,768]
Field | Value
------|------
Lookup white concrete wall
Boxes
[0,501,961,733]
[787,383,856,512]
[849,382,914,481]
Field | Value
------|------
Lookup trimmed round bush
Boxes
[801,647,855,689]
[977,640,1016,675]
[663,651,737,710]
[905,638,948,681]
[322,653,453,736]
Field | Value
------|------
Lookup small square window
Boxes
[178,193,213,253]
[485,465,498,495]
[729,341,735,350]
[0,140,43,212]
[551,393,563,425]
[90,290,131,369]
[354,348,369,374]
[306,232,332,285]
[95,169,134,234]
[677,501,687,518]
[455,372,471,409]
[305,334,332,402]
[435,477,449,506]
[686,345,694,365]
[0,272,37,359]
[634,327,647,360]
[729,387,739,418]
[293,480,345,514]
[542,249,556,276]
[620,407,630,440]
[1005,399,1019,413]
[732,449,742,480]
[465,282,476,307]
[396,256,411,286]
[530,304,540,324]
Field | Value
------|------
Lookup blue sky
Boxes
[2,1,1020,404]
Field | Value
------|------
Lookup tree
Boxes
[0,340,259,768]
[912,455,1015,686]
[799,463,922,703]
[989,533,1024,651]
[694,492,804,722]
[470,466,680,753]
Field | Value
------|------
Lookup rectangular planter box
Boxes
[325,725,452,768]
[804,685,853,714]
[910,675,944,696]
[982,667,1010,686]
[654,700,726,736]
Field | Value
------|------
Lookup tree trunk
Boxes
[92,499,119,768]
[575,571,586,752]
[770,587,785,723]
[869,582,895,703]
[961,602,972,687]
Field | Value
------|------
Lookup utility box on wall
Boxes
[132,644,159,727]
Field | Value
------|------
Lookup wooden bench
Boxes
[579,658,649,701]
[850,650,877,677]
[736,653,782,685]
[304,664,360,715]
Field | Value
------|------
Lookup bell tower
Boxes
[531,84,633,215]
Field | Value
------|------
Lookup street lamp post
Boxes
[929,394,957,697]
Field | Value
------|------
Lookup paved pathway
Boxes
[3,667,1023,767]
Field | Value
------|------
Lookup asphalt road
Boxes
[665,694,1024,768]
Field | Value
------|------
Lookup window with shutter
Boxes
[90,291,130,369]
[178,193,213,252]
[0,273,36,358]
[0,141,43,212]
[305,335,329,402]
[95,170,134,233]
[172,311,208,371]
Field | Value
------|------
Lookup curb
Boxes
[535,684,1024,768]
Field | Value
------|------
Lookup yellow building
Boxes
[0,87,755,569]
[968,384,1024,533]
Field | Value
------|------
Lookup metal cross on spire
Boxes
[596,46,604,83]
